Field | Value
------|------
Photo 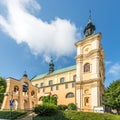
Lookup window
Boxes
[66,92,74,98]
[49,80,53,86]
[38,88,40,93]
[84,97,89,106]
[73,75,76,81]
[56,85,59,90]
[35,84,38,87]
[41,83,44,87]
[31,90,35,97]
[39,96,43,101]
[84,63,90,72]
[14,86,19,92]
[50,86,53,91]
[23,82,28,92]
[65,83,68,89]
[60,77,64,83]
[43,88,45,92]
[72,82,75,88]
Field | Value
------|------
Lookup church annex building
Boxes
[1,17,105,112]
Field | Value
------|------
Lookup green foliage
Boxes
[0,77,6,108]
[42,95,57,105]
[58,105,68,111]
[67,103,77,110]
[33,104,58,116]
[42,96,50,104]
[103,79,120,111]
[33,110,120,120]
[50,95,57,105]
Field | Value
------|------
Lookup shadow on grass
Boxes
[33,111,68,120]
[33,110,120,120]
[0,110,27,119]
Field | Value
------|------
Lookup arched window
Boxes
[73,75,76,81]
[84,97,89,106]
[60,77,64,83]
[84,63,90,72]
[39,96,43,101]
[49,80,53,86]
[14,86,19,93]
[66,92,74,98]
[52,94,58,99]
[22,82,28,92]
[32,101,34,108]
[31,90,35,97]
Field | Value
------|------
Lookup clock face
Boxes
[83,45,91,54]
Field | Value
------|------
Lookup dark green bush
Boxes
[67,103,77,110]
[58,105,68,111]
[33,104,58,116]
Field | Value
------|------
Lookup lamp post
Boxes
[4,92,14,120]
[0,92,13,120]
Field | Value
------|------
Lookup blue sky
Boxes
[0,0,120,87]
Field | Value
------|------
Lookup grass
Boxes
[0,110,27,119]
[65,110,120,120]
[0,110,120,120]
[33,110,120,120]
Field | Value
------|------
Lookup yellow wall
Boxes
[2,76,38,110]
[32,70,76,105]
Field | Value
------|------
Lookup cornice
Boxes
[75,33,102,47]
[76,79,100,85]
[76,49,101,60]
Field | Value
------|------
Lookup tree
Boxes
[103,79,120,113]
[0,77,6,108]
[42,95,57,105]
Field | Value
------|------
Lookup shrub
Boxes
[67,103,77,110]
[58,105,68,111]
[33,104,58,116]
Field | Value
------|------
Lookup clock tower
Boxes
[75,15,105,111]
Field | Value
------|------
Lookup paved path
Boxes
[16,112,37,120]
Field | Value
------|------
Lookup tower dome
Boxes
[49,58,54,73]
[84,11,96,37]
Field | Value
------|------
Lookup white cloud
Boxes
[0,0,79,60]
[105,61,112,66]
[43,55,51,63]
[108,63,120,76]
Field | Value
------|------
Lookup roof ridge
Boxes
[31,65,76,81]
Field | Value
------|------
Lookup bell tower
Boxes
[75,14,105,111]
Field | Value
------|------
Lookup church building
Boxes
[2,16,105,111]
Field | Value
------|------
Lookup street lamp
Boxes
[4,92,14,120]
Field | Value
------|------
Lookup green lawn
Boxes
[0,110,27,119]
[0,110,120,120]
[34,110,120,120]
